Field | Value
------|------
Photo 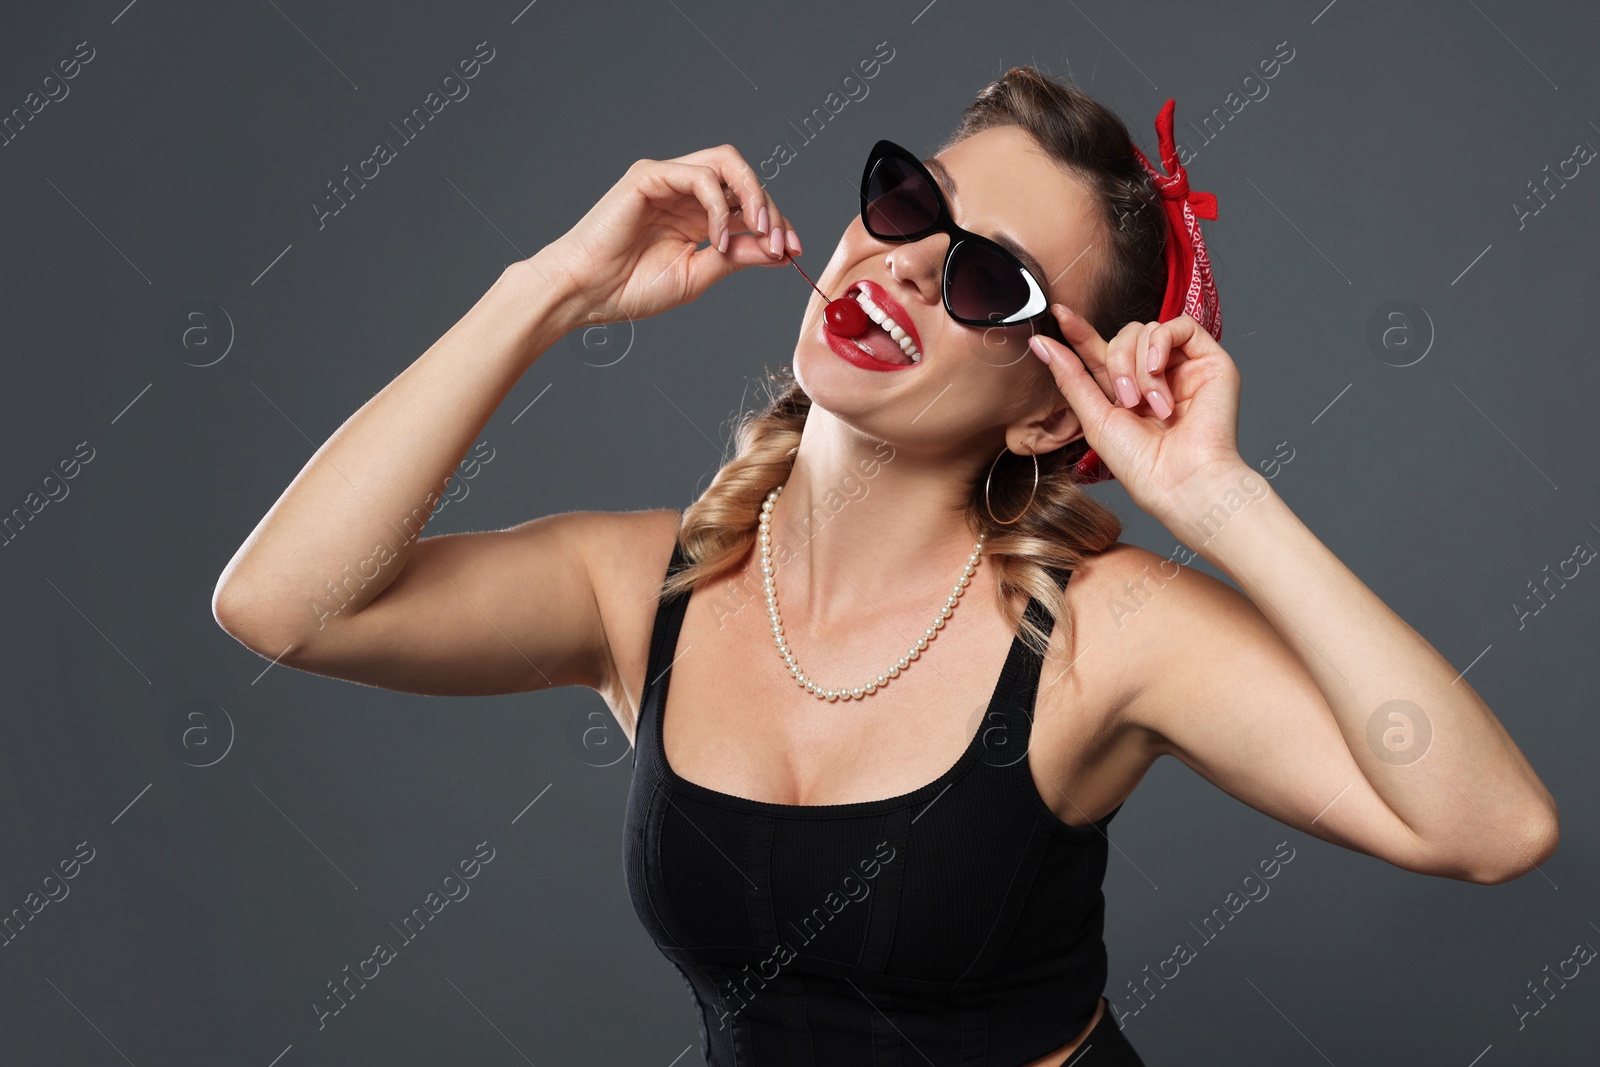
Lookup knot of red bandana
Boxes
[1073,98,1221,486]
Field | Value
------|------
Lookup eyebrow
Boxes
[924,156,1053,287]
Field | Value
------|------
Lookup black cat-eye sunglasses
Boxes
[859,138,1056,330]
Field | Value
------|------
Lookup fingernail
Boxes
[1029,335,1052,363]
[787,228,801,255]
[1146,344,1159,373]
[757,206,769,235]
[717,227,729,253]
[1115,376,1140,408]
[768,227,784,257]
[1147,390,1172,419]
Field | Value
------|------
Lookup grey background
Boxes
[1,0,1596,1063]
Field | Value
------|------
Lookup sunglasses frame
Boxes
[858,139,1056,331]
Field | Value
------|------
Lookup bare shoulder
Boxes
[1047,541,1201,717]
[1043,542,1170,709]
[1066,537,1243,648]
[1063,539,1265,750]
[1059,540,1183,634]
[578,506,683,733]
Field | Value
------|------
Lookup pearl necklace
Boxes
[759,484,986,702]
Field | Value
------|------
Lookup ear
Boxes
[1013,394,1084,455]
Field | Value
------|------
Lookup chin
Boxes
[795,348,976,463]
[792,336,908,425]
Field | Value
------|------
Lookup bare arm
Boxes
[213,145,801,697]
[211,255,612,693]
[1031,308,1559,886]
[1122,482,1559,885]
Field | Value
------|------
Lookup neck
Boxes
[760,410,991,628]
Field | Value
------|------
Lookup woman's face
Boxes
[793,124,1108,461]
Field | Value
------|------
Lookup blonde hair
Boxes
[659,66,1165,658]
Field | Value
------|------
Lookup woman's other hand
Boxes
[1030,306,1245,523]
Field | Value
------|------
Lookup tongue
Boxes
[851,318,910,364]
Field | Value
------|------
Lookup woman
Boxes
[213,68,1559,1066]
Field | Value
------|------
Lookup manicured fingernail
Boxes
[768,227,784,256]
[1146,344,1159,373]
[757,206,769,234]
[1147,390,1172,419]
[787,228,801,254]
[717,227,729,253]
[1029,335,1052,363]
[1115,376,1140,408]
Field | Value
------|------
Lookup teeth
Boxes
[854,290,921,363]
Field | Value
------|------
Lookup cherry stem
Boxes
[789,258,829,301]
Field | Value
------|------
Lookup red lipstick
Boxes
[791,260,922,371]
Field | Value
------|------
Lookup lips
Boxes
[820,316,915,372]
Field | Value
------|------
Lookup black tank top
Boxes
[623,540,1123,1066]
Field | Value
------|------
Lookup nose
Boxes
[884,233,948,312]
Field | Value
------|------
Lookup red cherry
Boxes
[824,297,868,337]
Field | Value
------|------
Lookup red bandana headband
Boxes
[1073,98,1221,485]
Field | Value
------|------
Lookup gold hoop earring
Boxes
[984,442,1039,525]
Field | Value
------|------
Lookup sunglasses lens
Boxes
[946,239,1046,326]
[863,153,940,238]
